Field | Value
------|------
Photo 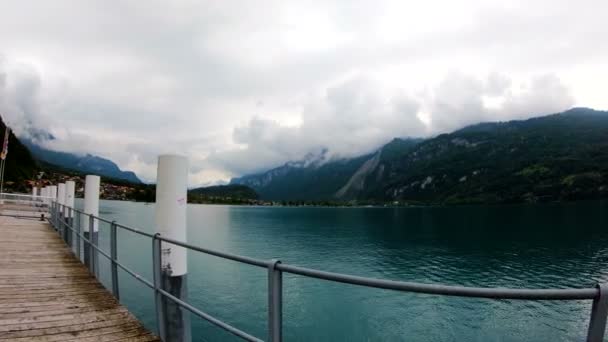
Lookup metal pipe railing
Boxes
[275,263,598,300]
[0,192,50,220]
[44,201,608,342]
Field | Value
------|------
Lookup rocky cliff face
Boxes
[335,152,380,199]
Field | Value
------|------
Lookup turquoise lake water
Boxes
[74,199,608,341]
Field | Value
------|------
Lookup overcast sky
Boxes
[0,0,606,184]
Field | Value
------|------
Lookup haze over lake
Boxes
[80,199,608,341]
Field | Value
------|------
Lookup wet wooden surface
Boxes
[0,215,159,341]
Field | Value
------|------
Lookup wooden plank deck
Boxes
[0,215,160,341]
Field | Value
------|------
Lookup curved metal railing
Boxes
[47,201,608,342]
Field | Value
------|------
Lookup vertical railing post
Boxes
[59,204,64,240]
[56,203,60,235]
[64,181,75,246]
[51,202,56,229]
[87,215,95,274]
[153,234,167,341]
[76,211,81,261]
[49,185,57,228]
[55,202,59,231]
[63,206,67,241]
[268,259,283,342]
[66,207,72,248]
[110,220,120,300]
[63,205,67,242]
[587,283,608,342]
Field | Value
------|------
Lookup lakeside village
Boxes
[21,172,148,202]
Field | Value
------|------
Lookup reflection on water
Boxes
[77,199,608,341]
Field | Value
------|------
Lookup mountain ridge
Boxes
[21,138,142,184]
[232,108,608,204]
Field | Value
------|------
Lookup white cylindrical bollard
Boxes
[49,185,57,203]
[57,183,66,206]
[155,154,190,342]
[63,181,75,245]
[41,187,47,205]
[65,181,75,217]
[83,175,100,231]
[156,155,188,276]
[32,186,38,198]
[83,175,100,272]
[49,186,57,214]
[57,183,66,234]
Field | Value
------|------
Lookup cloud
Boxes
[0,0,603,184]
[211,72,574,177]
[425,72,574,133]
[209,77,425,175]
[0,57,46,134]
[497,74,575,120]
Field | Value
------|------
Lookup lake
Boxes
[75,199,608,341]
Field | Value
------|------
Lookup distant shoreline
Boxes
[102,197,608,208]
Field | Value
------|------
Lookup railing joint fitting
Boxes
[268,258,282,270]
[596,283,608,298]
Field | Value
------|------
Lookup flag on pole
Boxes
[0,127,10,160]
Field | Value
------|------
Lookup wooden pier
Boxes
[0,215,159,341]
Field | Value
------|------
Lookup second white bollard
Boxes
[64,181,75,245]
[155,154,191,342]
[83,175,100,272]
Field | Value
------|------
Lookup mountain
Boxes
[0,116,38,191]
[231,151,377,201]
[232,108,608,204]
[231,139,422,201]
[335,138,423,199]
[358,107,608,204]
[22,138,142,184]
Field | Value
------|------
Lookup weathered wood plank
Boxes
[4,322,142,341]
[63,327,151,342]
[0,300,117,314]
[0,294,116,309]
[0,312,132,332]
[0,293,117,306]
[0,317,136,339]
